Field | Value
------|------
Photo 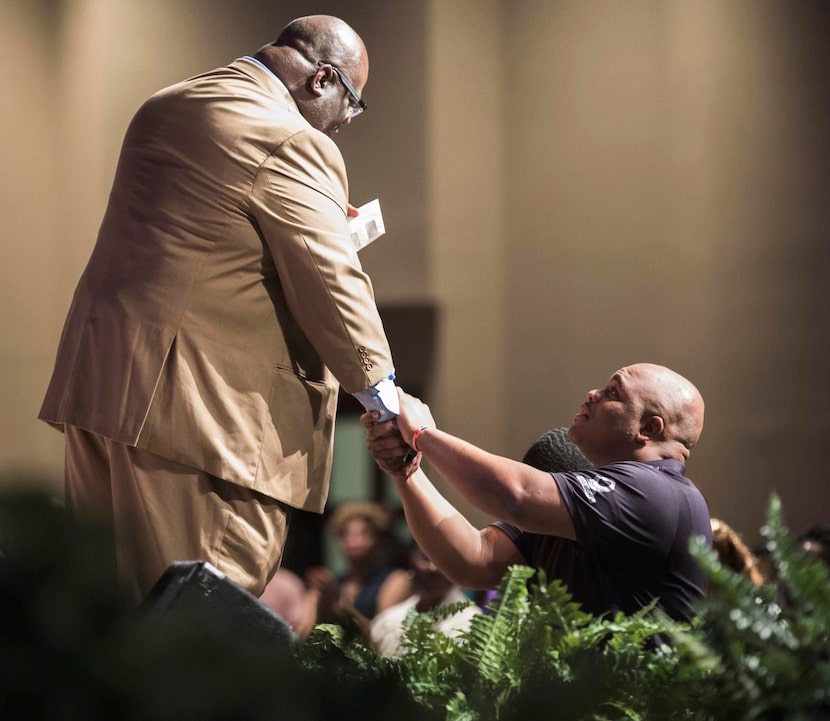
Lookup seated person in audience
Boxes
[370,541,481,657]
[303,501,412,636]
[364,362,712,622]
[258,567,312,637]
[710,517,765,585]
[755,521,829,608]
[798,522,830,567]
[752,522,830,597]
[754,544,778,584]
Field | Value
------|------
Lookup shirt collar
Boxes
[243,55,274,77]
[641,458,687,476]
[237,56,300,115]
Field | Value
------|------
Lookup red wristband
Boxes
[411,426,430,453]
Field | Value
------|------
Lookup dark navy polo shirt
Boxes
[494,459,711,622]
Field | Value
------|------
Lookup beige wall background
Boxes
[3,0,828,547]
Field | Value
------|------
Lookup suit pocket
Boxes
[265,365,337,472]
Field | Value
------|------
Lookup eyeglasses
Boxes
[317,61,366,118]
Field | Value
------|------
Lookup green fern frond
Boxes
[762,494,830,637]
[445,690,477,721]
[599,699,644,721]
[527,572,595,632]
[391,607,469,714]
[420,599,476,622]
[691,533,798,652]
[461,565,533,685]
[301,623,346,660]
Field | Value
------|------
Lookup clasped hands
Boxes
[361,389,434,480]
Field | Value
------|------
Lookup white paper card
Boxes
[347,198,385,251]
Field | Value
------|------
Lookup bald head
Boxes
[254,15,368,135]
[626,363,705,458]
[274,15,367,76]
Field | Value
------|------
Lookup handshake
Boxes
[361,389,434,480]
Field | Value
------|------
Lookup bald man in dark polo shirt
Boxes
[363,363,711,622]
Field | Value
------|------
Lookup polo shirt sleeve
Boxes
[490,521,533,563]
[552,463,681,558]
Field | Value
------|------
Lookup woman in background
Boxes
[303,501,412,638]
[710,517,766,585]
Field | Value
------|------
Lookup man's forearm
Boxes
[412,428,529,524]
[394,469,504,589]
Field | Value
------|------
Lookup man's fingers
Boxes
[367,430,405,449]
[365,421,403,445]
[375,452,420,480]
[370,443,409,462]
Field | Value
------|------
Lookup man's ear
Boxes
[636,415,665,442]
[308,64,335,98]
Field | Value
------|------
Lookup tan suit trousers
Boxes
[63,425,290,603]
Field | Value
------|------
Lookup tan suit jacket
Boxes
[40,57,394,513]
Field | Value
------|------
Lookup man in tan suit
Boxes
[39,15,399,602]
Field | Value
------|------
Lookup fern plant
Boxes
[502,579,709,721]
[376,564,533,719]
[687,494,830,721]
[308,564,706,721]
[296,493,830,721]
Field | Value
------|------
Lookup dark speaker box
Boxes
[140,561,296,648]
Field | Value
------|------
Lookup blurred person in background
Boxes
[258,567,311,636]
[370,540,481,657]
[303,501,412,637]
[710,518,765,585]
[798,522,830,567]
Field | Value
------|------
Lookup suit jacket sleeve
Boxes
[249,128,394,394]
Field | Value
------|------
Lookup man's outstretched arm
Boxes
[372,390,576,540]
[362,413,521,589]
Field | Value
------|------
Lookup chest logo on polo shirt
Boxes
[575,473,616,504]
